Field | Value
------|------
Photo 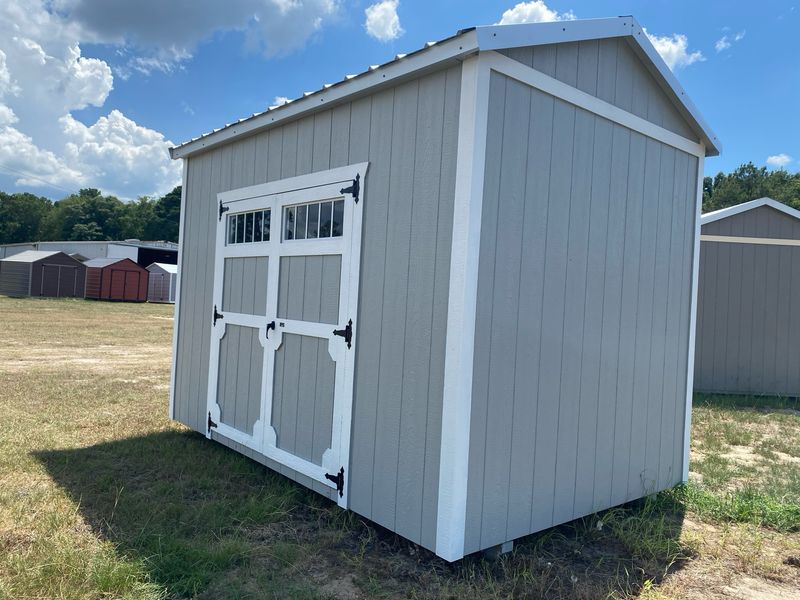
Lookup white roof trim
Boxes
[171,16,719,159]
[701,197,800,224]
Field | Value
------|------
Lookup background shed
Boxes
[0,250,86,298]
[695,197,800,396]
[146,262,177,303]
[168,17,717,561]
[84,258,149,302]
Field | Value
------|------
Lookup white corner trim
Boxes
[168,159,189,421]
[483,51,706,158]
[436,53,490,562]
[701,197,800,225]
[683,152,704,481]
[700,234,800,247]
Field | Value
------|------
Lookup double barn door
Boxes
[207,164,366,507]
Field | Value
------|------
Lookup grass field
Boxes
[0,297,798,599]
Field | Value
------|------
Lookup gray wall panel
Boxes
[695,210,800,396]
[0,262,31,297]
[173,65,460,552]
[467,72,698,552]
[217,324,263,435]
[499,38,698,142]
[277,255,340,324]
[222,257,268,315]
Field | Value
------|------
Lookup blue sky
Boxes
[0,1,797,200]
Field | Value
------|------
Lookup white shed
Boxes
[168,17,719,561]
[146,262,178,303]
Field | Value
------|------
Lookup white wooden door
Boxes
[207,163,367,507]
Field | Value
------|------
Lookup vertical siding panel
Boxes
[555,42,579,87]
[296,116,315,175]
[775,219,793,392]
[504,47,534,67]
[349,90,390,519]
[465,73,506,553]
[628,139,661,497]
[312,111,332,172]
[281,122,298,178]
[254,132,270,183]
[593,125,630,509]
[420,65,459,550]
[646,146,675,489]
[596,38,618,104]
[507,87,553,540]
[295,335,318,461]
[313,339,335,464]
[372,79,419,529]
[329,104,351,168]
[479,77,529,548]
[613,39,634,113]
[531,44,557,76]
[267,129,283,181]
[531,98,575,532]
[552,106,594,525]
[395,72,446,543]
[319,256,341,324]
[574,117,612,518]
[576,40,599,96]
[247,330,263,434]
[750,245,768,392]
[738,242,755,391]
[610,132,644,504]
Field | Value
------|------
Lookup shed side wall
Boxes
[695,211,800,395]
[0,262,31,296]
[499,37,698,142]
[465,71,699,554]
[172,65,460,551]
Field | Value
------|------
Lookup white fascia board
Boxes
[701,197,800,224]
[171,32,478,159]
[477,17,721,157]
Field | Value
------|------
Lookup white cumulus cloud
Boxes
[715,30,745,52]
[644,29,705,71]
[365,0,403,42]
[497,1,576,25]
[766,154,792,168]
[0,0,180,198]
[272,96,291,107]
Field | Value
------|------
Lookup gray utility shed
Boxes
[0,250,86,298]
[168,16,719,561]
[696,197,800,396]
[147,262,178,303]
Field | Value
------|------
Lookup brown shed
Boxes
[84,257,149,302]
[0,250,86,298]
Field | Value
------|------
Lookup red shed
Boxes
[84,257,149,302]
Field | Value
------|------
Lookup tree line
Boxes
[0,163,798,245]
[0,187,181,245]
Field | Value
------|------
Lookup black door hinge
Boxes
[219,200,229,221]
[213,305,224,326]
[340,173,360,203]
[325,467,345,497]
[208,411,218,433]
[332,319,352,349]
[266,320,276,339]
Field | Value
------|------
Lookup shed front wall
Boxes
[30,254,86,298]
[0,262,31,296]
[465,70,699,554]
[695,210,800,396]
[172,64,461,551]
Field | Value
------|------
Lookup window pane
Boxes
[228,215,236,244]
[254,211,262,242]
[236,213,245,243]
[263,210,271,241]
[295,205,307,240]
[306,202,319,238]
[319,201,332,237]
[245,212,254,243]
[332,199,344,237]
[285,206,295,240]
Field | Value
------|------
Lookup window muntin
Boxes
[285,198,344,241]
[227,208,271,245]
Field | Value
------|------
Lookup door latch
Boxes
[325,467,345,497]
[332,319,352,349]
[213,305,224,326]
[265,320,276,339]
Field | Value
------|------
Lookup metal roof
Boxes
[171,16,720,159]
[0,240,178,250]
[701,197,800,224]
[0,250,61,263]
[147,262,178,274]
[83,257,128,268]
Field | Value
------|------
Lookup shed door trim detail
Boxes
[207,162,368,509]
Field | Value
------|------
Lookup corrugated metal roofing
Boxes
[148,262,178,274]
[83,257,127,268]
[0,250,61,263]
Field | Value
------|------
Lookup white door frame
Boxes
[207,163,368,508]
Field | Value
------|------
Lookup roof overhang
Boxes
[701,197,800,224]
[171,16,719,160]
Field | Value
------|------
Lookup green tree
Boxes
[0,192,52,243]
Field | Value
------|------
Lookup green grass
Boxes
[1,297,799,599]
